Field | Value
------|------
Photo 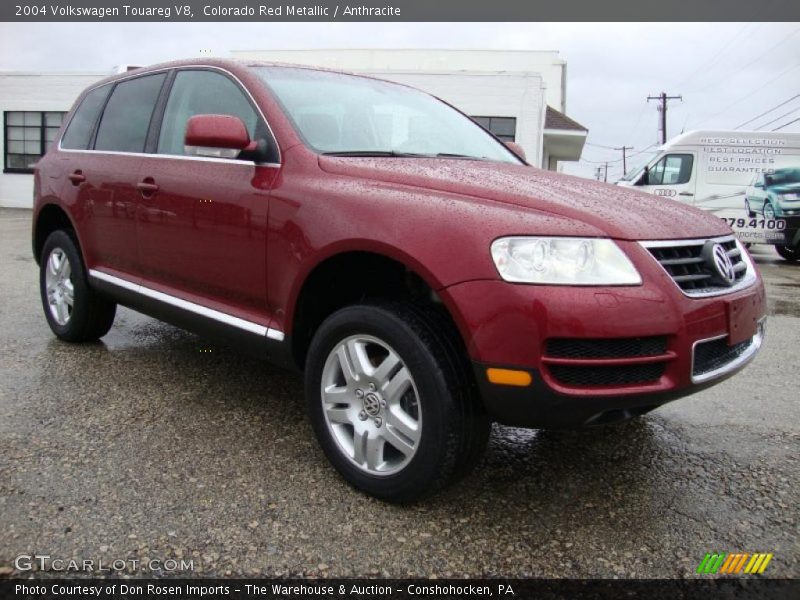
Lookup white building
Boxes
[0,50,586,209]
[0,72,107,207]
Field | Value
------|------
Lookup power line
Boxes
[754,105,800,130]
[773,117,800,131]
[686,26,800,95]
[673,23,761,90]
[692,63,800,127]
[584,141,619,150]
[735,93,800,129]
[579,144,657,165]
[581,156,625,165]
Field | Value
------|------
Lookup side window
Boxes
[61,85,111,150]
[158,70,259,156]
[646,154,693,186]
[94,73,166,153]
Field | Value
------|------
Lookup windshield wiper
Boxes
[322,150,493,161]
[321,150,428,158]
[435,153,491,161]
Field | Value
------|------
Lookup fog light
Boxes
[486,368,532,387]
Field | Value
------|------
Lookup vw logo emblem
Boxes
[710,243,736,285]
[363,392,381,416]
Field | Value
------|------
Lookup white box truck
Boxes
[617,130,800,262]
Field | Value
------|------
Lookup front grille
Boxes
[644,237,748,296]
[546,336,667,359]
[543,335,671,388]
[693,337,753,379]
[548,363,666,387]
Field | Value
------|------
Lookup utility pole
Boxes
[615,146,634,175]
[604,162,609,183]
[595,166,603,181]
[647,92,682,144]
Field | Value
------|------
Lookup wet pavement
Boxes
[0,207,798,578]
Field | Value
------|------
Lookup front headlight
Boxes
[490,236,642,285]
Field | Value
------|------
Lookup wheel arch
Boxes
[286,242,470,369]
[33,203,83,266]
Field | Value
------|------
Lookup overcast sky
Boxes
[1,22,798,180]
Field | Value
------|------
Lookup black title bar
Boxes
[3,579,799,600]
[3,0,800,22]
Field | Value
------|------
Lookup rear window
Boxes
[60,85,111,150]
[94,73,166,153]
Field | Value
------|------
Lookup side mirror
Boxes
[504,141,527,162]
[635,166,649,186]
[184,114,251,159]
[754,181,764,189]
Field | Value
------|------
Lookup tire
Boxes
[744,198,755,218]
[776,244,800,263]
[305,302,490,503]
[40,230,117,342]
[763,202,776,220]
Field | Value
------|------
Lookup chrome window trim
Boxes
[58,64,282,166]
[639,235,757,298]
[690,318,765,384]
[56,147,280,168]
[89,269,284,342]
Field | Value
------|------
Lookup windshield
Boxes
[619,150,660,182]
[253,66,521,164]
[766,169,800,186]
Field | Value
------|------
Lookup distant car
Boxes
[745,169,800,219]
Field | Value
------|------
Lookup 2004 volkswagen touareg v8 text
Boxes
[33,59,766,502]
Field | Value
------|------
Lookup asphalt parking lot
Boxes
[0,207,798,578]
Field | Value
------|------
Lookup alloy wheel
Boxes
[45,247,74,325]
[320,334,421,475]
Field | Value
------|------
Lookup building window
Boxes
[471,116,517,142]
[4,111,66,173]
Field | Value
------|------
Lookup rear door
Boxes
[136,68,279,321]
[60,73,167,278]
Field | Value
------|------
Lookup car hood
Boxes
[318,157,730,240]
[768,182,800,194]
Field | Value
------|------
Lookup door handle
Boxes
[136,179,159,196]
[679,192,694,197]
[68,171,85,185]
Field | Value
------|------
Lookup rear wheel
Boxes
[39,230,116,342]
[305,303,489,502]
[744,198,756,218]
[776,243,800,263]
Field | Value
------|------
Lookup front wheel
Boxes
[305,303,489,502]
[40,230,117,342]
[776,243,800,263]
[763,202,776,219]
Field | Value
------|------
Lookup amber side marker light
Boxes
[486,368,532,387]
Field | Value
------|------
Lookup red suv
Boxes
[33,59,766,501]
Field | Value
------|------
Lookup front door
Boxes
[136,69,279,320]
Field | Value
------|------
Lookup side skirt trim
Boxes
[88,269,284,341]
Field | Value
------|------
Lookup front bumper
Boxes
[441,240,767,428]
